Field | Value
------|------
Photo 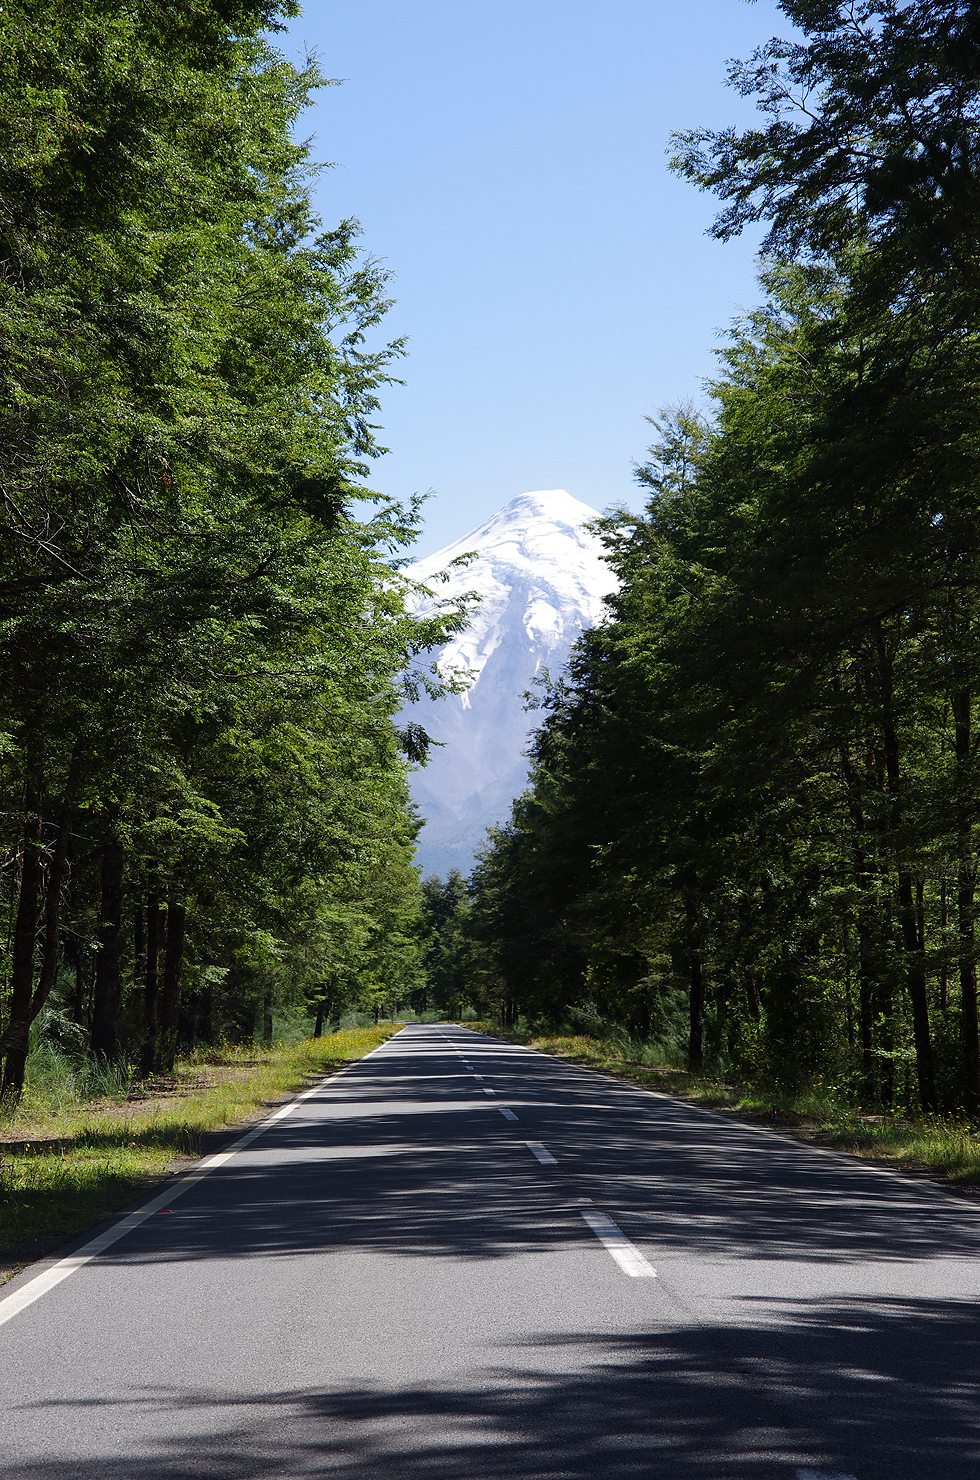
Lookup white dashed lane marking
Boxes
[525,1141,557,1166]
[580,1210,656,1278]
[498,1107,519,1121]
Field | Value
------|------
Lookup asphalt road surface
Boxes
[2,1024,980,1480]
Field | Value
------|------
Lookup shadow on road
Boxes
[6,1295,979,1479]
[71,1029,980,1272]
[9,1030,980,1479]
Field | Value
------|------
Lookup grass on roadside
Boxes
[0,1025,400,1274]
[463,1022,980,1189]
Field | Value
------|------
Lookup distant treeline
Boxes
[0,0,461,1090]
[464,0,980,1114]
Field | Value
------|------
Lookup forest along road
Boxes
[1,1027,979,1480]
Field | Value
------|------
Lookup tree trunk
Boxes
[940,878,949,1012]
[858,905,876,1107]
[90,838,125,1062]
[157,901,186,1072]
[954,689,980,1115]
[897,871,936,1109]
[874,907,896,1108]
[134,904,145,1010]
[688,944,704,1072]
[24,757,81,1039]
[843,932,855,1051]
[959,867,979,1116]
[877,626,936,1111]
[1,783,43,1094]
[140,892,162,1077]
[714,973,729,1055]
[838,714,878,1100]
[683,890,704,1071]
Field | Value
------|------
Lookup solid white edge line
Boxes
[0,1029,405,1331]
[580,1209,656,1278]
[525,1141,558,1166]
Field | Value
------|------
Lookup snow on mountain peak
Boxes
[408,489,616,704]
[404,490,618,877]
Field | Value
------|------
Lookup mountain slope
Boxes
[404,489,617,876]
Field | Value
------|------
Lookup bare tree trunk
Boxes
[24,754,81,1031]
[134,904,145,1005]
[157,901,186,1072]
[897,872,935,1109]
[877,625,936,1111]
[715,973,730,1062]
[1,780,43,1094]
[843,926,855,1050]
[960,867,979,1115]
[90,839,125,1061]
[838,705,878,1101]
[940,878,950,1012]
[140,891,162,1077]
[952,688,980,1115]
[856,907,876,1097]
[688,945,704,1071]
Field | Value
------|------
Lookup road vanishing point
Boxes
[1,1024,979,1479]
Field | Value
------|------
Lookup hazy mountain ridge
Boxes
[404,489,618,876]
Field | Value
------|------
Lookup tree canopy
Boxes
[0,0,466,1090]
[466,0,980,1116]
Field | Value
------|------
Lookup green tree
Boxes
[0,0,466,1090]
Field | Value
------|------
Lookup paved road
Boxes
[2,1025,980,1479]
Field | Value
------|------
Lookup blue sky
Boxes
[281,1,790,556]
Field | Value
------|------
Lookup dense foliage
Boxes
[467,0,980,1115]
[0,0,463,1091]
[412,871,471,1020]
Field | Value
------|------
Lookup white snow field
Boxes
[403,489,618,877]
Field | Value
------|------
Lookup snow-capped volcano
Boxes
[404,489,617,876]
